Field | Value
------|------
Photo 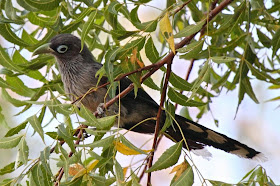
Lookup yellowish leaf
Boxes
[136,58,144,68]
[170,161,188,181]
[114,141,149,155]
[130,48,137,64]
[69,164,83,176]
[143,149,153,153]
[160,12,175,54]
[114,141,140,155]
[123,166,128,177]
[71,160,99,181]
[131,48,144,68]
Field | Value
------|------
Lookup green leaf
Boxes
[114,159,124,183]
[18,137,29,164]
[120,37,146,54]
[177,40,204,59]
[168,88,206,107]
[187,1,203,22]
[210,33,247,53]
[143,76,160,90]
[169,72,213,96]
[171,166,194,186]
[130,6,158,32]
[0,135,23,149]
[251,0,264,9]
[272,28,280,56]
[111,30,138,40]
[208,180,232,185]
[0,46,23,72]
[47,96,72,116]
[0,24,30,47]
[57,124,76,152]
[105,47,121,83]
[6,76,35,97]
[190,61,211,99]
[81,9,98,49]
[21,29,38,46]
[174,20,205,38]
[245,60,279,84]
[5,0,20,21]
[20,0,60,11]
[78,106,101,128]
[211,56,236,63]
[119,135,147,154]
[27,115,44,142]
[0,161,23,175]
[61,7,94,33]
[145,37,159,63]
[27,12,58,27]
[107,1,123,15]
[12,51,46,82]
[96,115,116,129]
[61,21,81,33]
[104,4,120,30]
[16,0,39,11]
[5,121,28,137]
[46,132,63,140]
[30,164,52,186]
[40,147,53,177]
[30,29,56,50]
[58,144,70,179]
[161,101,175,133]
[242,77,259,104]
[0,77,12,89]
[147,141,182,172]
[0,105,8,129]
[120,58,141,89]
[78,135,114,149]
[211,71,232,90]
[257,29,271,48]
[92,175,116,186]
[19,55,52,70]
[212,2,245,35]
[60,177,83,186]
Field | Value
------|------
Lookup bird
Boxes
[33,33,263,160]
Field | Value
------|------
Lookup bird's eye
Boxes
[56,45,68,54]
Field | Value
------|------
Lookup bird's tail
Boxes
[164,114,264,160]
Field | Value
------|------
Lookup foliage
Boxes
[0,0,279,185]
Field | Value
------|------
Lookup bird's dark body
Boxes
[34,33,262,159]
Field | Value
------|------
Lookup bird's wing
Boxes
[119,77,160,107]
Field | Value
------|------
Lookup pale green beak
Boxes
[32,43,54,57]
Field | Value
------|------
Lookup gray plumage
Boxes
[33,33,264,160]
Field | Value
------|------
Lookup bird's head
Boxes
[33,34,93,63]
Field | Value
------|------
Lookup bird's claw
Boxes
[97,103,106,118]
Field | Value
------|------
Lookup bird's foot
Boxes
[97,103,106,118]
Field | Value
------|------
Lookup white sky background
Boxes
[0,0,279,185]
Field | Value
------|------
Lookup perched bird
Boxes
[33,33,263,159]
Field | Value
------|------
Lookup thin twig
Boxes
[147,57,174,185]
[173,0,192,15]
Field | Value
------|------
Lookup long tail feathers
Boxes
[165,115,265,160]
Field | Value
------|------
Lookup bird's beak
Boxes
[32,43,54,57]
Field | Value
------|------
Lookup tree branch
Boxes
[147,56,174,185]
